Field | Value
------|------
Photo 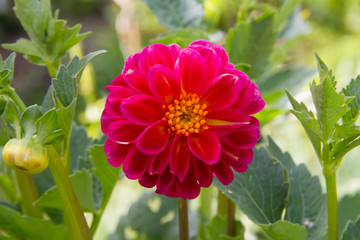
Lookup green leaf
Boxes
[342,76,360,124]
[0,53,15,87]
[338,193,360,237]
[341,217,360,240]
[204,215,244,240]
[35,169,96,212]
[35,108,60,144]
[267,137,327,239]
[52,50,106,107]
[261,220,307,240]
[0,175,16,203]
[20,105,42,138]
[0,204,68,240]
[89,145,121,210]
[142,0,204,29]
[286,90,322,158]
[70,124,93,172]
[213,147,289,225]
[330,125,360,142]
[234,63,251,74]
[310,78,348,140]
[225,11,277,79]
[4,101,21,138]
[257,66,316,95]
[152,28,208,47]
[315,53,336,86]
[2,39,44,65]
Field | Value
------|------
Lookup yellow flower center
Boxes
[162,93,209,136]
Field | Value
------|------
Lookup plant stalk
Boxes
[47,145,92,240]
[178,198,189,240]
[217,190,227,217]
[325,171,338,240]
[227,197,236,237]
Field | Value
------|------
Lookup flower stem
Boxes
[226,197,236,237]
[47,145,92,240]
[14,172,42,218]
[217,190,227,217]
[178,198,189,240]
[325,171,338,240]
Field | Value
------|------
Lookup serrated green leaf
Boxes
[4,101,21,138]
[35,169,96,212]
[152,28,208,47]
[0,53,15,87]
[286,90,322,158]
[70,124,93,173]
[261,220,307,240]
[330,125,360,142]
[330,136,360,163]
[90,145,121,210]
[342,76,360,124]
[204,215,244,240]
[267,137,327,239]
[213,147,289,225]
[338,193,360,238]
[310,78,348,140]
[2,39,44,65]
[315,53,336,86]
[142,0,204,29]
[20,105,42,139]
[225,11,277,79]
[341,217,360,240]
[34,108,60,144]
[0,204,68,240]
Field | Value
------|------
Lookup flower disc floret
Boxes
[163,93,209,136]
[101,40,265,199]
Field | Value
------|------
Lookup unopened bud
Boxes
[2,138,49,174]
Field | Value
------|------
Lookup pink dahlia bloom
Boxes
[101,40,265,199]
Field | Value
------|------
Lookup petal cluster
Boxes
[101,40,265,199]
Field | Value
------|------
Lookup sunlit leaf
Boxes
[261,220,307,240]
[342,76,360,125]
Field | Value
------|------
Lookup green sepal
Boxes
[35,108,62,145]
[0,53,15,88]
[20,105,42,139]
[4,100,21,138]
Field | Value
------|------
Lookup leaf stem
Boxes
[227,197,236,237]
[325,171,338,240]
[178,198,189,240]
[47,145,92,240]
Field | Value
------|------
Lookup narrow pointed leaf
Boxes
[342,76,360,124]
[0,53,15,87]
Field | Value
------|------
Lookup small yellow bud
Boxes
[2,138,49,174]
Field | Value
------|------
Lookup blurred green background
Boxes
[1,0,360,239]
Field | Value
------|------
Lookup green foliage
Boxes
[3,101,21,138]
[20,105,43,139]
[52,50,106,107]
[261,220,307,240]
[338,193,360,237]
[213,147,289,225]
[0,204,68,240]
[225,11,277,79]
[142,0,204,29]
[213,138,327,239]
[2,0,90,69]
[0,53,15,88]
[342,76,360,125]
[341,217,360,240]
[203,215,244,240]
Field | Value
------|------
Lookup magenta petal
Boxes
[188,131,220,164]
[149,145,171,175]
[190,155,213,187]
[104,138,131,167]
[190,40,229,68]
[170,135,190,182]
[123,68,152,95]
[136,120,170,155]
[121,95,163,125]
[156,169,176,193]
[122,145,154,180]
[139,44,174,74]
[201,74,241,109]
[101,109,121,135]
[122,52,141,74]
[139,172,159,188]
[211,159,234,185]
[148,64,180,104]
[176,173,201,199]
[105,86,138,116]
[108,120,145,143]
[175,48,207,94]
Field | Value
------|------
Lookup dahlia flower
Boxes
[101,40,265,199]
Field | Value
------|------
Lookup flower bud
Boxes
[2,138,49,174]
